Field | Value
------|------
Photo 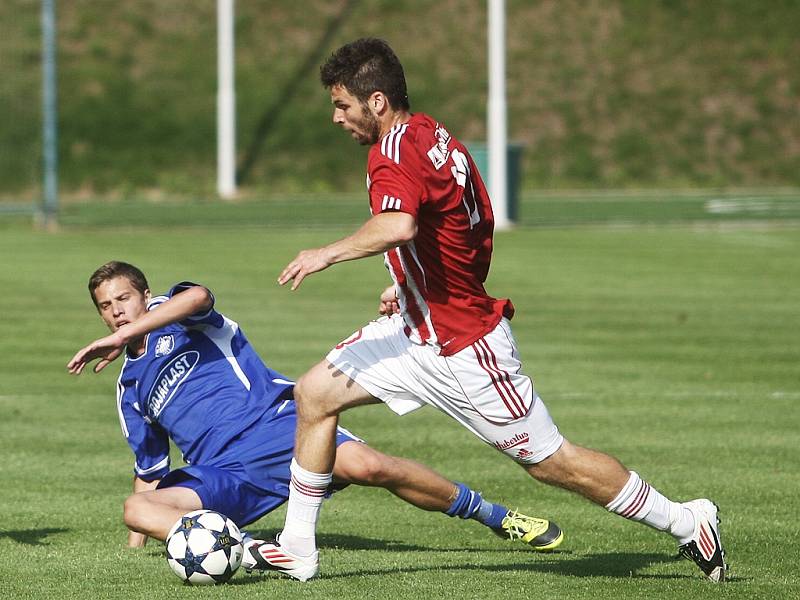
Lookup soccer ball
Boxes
[165,509,244,585]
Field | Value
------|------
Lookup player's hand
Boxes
[277,248,332,291]
[67,331,126,375]
[378,285,400,315]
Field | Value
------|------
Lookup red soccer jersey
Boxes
[367,112,514,356]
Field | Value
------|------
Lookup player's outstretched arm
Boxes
[278,212,417,290]
[66,330,127,375]
[67,286,213,375]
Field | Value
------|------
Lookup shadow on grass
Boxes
[247,531,568,553]
[247,531,463,553]
[231,554,697,585]
[0,527,69,545]
[319,552,693,580]
[229,535,725,585]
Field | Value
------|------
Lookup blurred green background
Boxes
[3,0,800,203]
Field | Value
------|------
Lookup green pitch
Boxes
[0,215,798,599]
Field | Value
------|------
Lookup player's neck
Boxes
[128,336,146,357]
[379,110,411,139]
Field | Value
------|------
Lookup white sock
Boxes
[280,458,332,557]
[606,471,695,543]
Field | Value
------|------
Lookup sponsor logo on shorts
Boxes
[516,448,533,460]
[493,432,530,451]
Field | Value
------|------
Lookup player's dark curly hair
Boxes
[320,38,410,111]
[88,261,149,307]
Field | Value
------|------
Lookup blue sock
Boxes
[446,482,509,530]
[479,502,510,530]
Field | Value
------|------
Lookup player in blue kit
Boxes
[67,261,563,569]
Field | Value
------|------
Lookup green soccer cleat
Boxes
[493,509,564,551]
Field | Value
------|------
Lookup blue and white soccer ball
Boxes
[165,509,244,585]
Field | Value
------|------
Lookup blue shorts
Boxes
[157,398,361,527]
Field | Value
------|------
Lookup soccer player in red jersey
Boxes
[267,38,727,582]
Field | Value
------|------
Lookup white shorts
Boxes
[325,315,563,464]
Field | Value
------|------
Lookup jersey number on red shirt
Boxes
[450,148,481,229]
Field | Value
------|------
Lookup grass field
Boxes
[0,202,798,599]
[5,2,800,195]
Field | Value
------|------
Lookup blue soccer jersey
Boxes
[115,282,294,481]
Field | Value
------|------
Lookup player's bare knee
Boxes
[525,440,581,487]
[294,373,343,421]
[357,453,396,486]
[123,493,149,530]
[336,444,395,486]
[293,377,330,420]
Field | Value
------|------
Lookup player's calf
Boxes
[123,488,202,541]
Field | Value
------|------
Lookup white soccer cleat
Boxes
[242,537,319,582]
[677,499,728,582]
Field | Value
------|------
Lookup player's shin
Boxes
[446,482,507,529]
[279,458,332,557]
[606,471,695,541]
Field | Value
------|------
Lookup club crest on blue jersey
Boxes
[154,335,175,357]
[147,351,200,418]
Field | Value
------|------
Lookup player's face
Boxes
[93,276,150,332]
[330,84,381,145]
